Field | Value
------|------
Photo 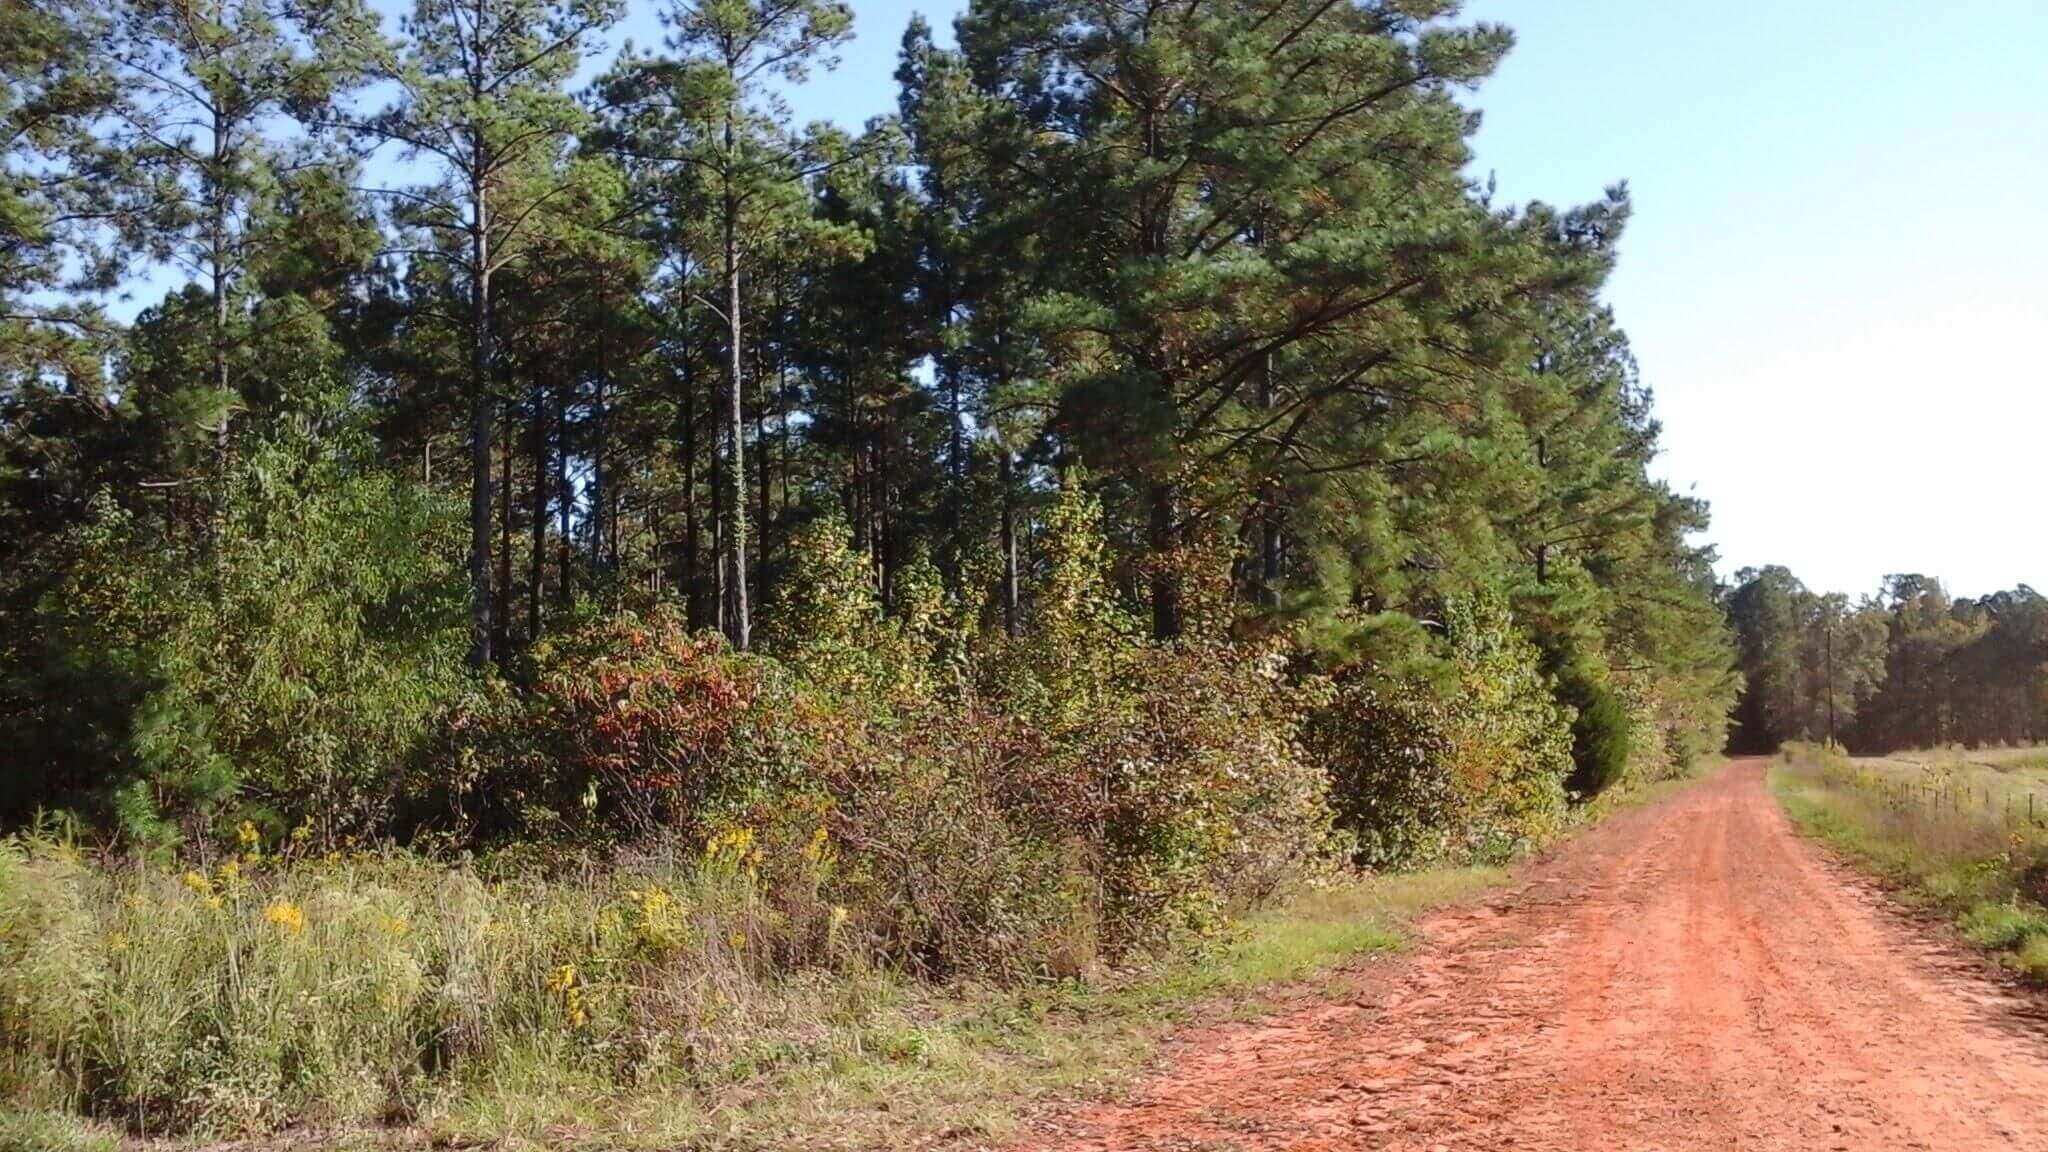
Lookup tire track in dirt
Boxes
[1021,760,2048,1151]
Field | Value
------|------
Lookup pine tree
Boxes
[598,0,858,649]
[1,0,117,391]
[960,0,1516,637]
[359,0,621,667]
[100,0,375,462]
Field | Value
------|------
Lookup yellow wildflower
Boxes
[380,914,410,937]
[236,820,260,848]
[106,931,129,952]
[546,963,590,1028]
[263,900,306,935]
[216,858,240,886]
[180,870,211,895]
[205,895,223,911]
[802,825,831,862]
[706,826,757,861]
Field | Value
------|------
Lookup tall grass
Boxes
[0,834,882,1142]
[0,831,1500,1149]
[1770,743,2048,977]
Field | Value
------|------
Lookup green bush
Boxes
[12,440,469,845]
[1308,590,1574,868]
[1304,676,1461,868]
[1562,670,1635,798]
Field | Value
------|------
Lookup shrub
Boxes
[813,702,1087,979]
[1083,640,1333,942]
[445,608,783,843]
[1560,668,1635,798]
[1439,591,1574,858]
[1305,677,1462,868]
[986,486,1334,955]
[758,510,902,702]
[11,442,469,845]
[1310,590,1575,867]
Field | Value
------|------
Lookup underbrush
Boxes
[1770,742,2048,980]
[0,492,1722,1147]
[0,831,1500,1150]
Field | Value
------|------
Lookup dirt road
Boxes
[1026,760,2048,1151]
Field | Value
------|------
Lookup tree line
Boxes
[2,0,1737,851]
[1726,567,2048,753]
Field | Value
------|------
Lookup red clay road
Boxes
[1024,759,2048,1151]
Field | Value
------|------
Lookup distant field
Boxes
[1843,745,2048,828]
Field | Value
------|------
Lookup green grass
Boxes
[0,1112,121,1152]
[1770,743,2048,980]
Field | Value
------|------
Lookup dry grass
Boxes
[0,834,1503,1152]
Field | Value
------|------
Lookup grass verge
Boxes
[520,867,1504,1152]
[1769,742,2048,981]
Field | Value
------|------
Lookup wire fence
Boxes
[1835,766,2048,831]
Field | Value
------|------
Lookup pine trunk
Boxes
[722,192,750,649]
[467,214,495,668]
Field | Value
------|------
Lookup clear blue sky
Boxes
[138,0,2048,600]
[728,0,2048,600]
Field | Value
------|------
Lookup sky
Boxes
[125,0,2048,600]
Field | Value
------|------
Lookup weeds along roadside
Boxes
[0,758,1702,1152]
[1769,741,2048,978]
[0,832,1508,1152]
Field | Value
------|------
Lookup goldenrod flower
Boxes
[802,825,832,862]
[180,870,211,895]
[263,900,306,935]
[706,826,757,861]
[236,820,260,848]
